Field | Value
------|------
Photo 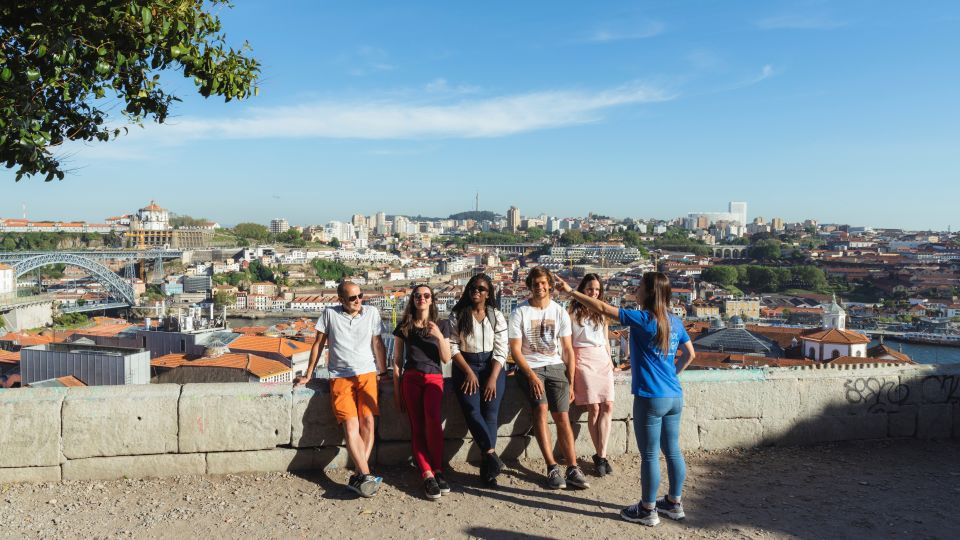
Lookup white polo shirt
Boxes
[315,305,385,378]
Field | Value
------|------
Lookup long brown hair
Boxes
[569,273,605,327]
[397,284,439,338]
[641,272,672,353]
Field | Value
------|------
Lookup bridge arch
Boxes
[13,253,137,306]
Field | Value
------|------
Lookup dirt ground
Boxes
[1,439,957,539]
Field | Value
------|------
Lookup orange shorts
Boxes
[330,372,379,423]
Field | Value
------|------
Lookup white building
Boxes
[0,263,15,296]
[800,296,870,361]
[135,201,170,231]
[270,219,290,234]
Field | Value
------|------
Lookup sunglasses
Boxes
[342,293,364,302]
[469,285,489,294]
[414,293,432,300]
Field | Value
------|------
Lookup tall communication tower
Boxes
[475,192,479,213]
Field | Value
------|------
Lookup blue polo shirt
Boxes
[619,309,690,398]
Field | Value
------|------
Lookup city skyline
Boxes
[2,1,958,230]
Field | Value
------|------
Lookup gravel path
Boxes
[1,439,957,539]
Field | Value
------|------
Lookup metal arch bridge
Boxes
[12,253,137,306]
[0,249,182,264]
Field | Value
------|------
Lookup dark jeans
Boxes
[451,352,505,453]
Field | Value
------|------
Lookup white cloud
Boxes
[340,46,396,76]
[424,78,481,95]
[584,20,665,42]
[755,15,845,30]
[64,81,674,156]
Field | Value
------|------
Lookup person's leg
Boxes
[634,397,667,507]
[531,403,555,465]
[545,365,576,467]
[454,362,494,451]
[596,401,614,458]
[341,417,370,475]
[355,373,380,464]
[402,371,432,476]
[479,365,506,453]
[660,397,687,501]
[423,373,445,474]
[585,403,601,455]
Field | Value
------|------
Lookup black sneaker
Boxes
[347,473,381,498]
[620,502,659,526]
[484,452,503,484]
[565,466,590,489]
[592,454,614,476]
[435,473,451,494]
[656,496,685,520]
[423,476,441,500]
[546,464,566,489]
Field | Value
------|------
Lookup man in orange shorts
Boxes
[295,281,387,497]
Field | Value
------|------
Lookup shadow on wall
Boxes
[645,371,960,539]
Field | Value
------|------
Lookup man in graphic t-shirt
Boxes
[508,267,590,490]
[295,281,387,497]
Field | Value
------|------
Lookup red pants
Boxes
[401,370,445,476]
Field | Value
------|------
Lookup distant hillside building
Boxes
[126,201,211,249]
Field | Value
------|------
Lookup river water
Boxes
[229,317,960,366]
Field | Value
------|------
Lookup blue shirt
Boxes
[619,309,690,398]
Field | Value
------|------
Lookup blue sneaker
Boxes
[620,502,659,526]
[656,496,685,520]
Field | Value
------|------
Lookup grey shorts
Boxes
[517,363,570,413]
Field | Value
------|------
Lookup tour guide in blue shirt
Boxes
[554,271,695,528]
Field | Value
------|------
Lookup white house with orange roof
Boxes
[800,296,871,361]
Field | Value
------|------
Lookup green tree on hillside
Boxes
[233,223,270,242]
[1,0,260,181]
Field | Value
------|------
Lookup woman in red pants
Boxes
[392,284,452,500]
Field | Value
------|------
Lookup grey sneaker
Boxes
[546,464,566,489]
[621,502,659,526]
[565,466,590,489]
[347,474,381,498]
[656,496,685,520]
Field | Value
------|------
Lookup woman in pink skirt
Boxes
[568,273,616,476]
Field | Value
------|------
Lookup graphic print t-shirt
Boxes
[508,300,572,369]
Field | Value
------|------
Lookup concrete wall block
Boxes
[887,405,918,438]
[611,379,633,420]
[758,379,802,420]
[543,419,628,458]
[700,382,762,420]
[62,453,206,481]
[627,414,700,453]
[917,403,953,440]
[699,419,763,450]
[0,466,61,483]
[797,377,888,417]
[376,440,413,468]
[444,434,530,464]
[179,383,292,453]
[802,414,887,444]
[207,447,349,475]
[0,388,66,467]
[917,374,960,405]
[760,415,807,446]
[62,385,179,459]
[376,383,411,441]
[291,385,344,448]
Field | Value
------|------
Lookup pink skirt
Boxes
[573,346,615,405]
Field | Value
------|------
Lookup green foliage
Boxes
[53,312,87,327]
[275,228,305,247]
[311,259,353,281]
[169,214,209,228]
[651,227,710,256]
[0,231,113,250]
[527,227,546,241]
[233,222,270,241]
[448,210,501,221]
[749,238,782,260]
[701,264,829,295]
[1,0,260,181]
[212,290,235,309]
[213,270,249,288]
[248,260,274,283]
[328,237,341,249]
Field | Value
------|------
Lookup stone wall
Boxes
[1,363,958,483]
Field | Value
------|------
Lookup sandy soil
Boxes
[1,439,957,539]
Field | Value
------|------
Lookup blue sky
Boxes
[2,0,958,230]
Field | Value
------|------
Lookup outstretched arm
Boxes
[553,276,619,319]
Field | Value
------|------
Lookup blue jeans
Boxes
[451,352,505,452]
[633,396,686,503]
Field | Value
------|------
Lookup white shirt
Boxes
[508,300,572,369]
[448,309,509,367]
[571,315,608,348]
[315,305,385,378]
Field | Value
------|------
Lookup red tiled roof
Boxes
[228,335,311,358]
[0,350,20,364]
[801,328,871,345]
